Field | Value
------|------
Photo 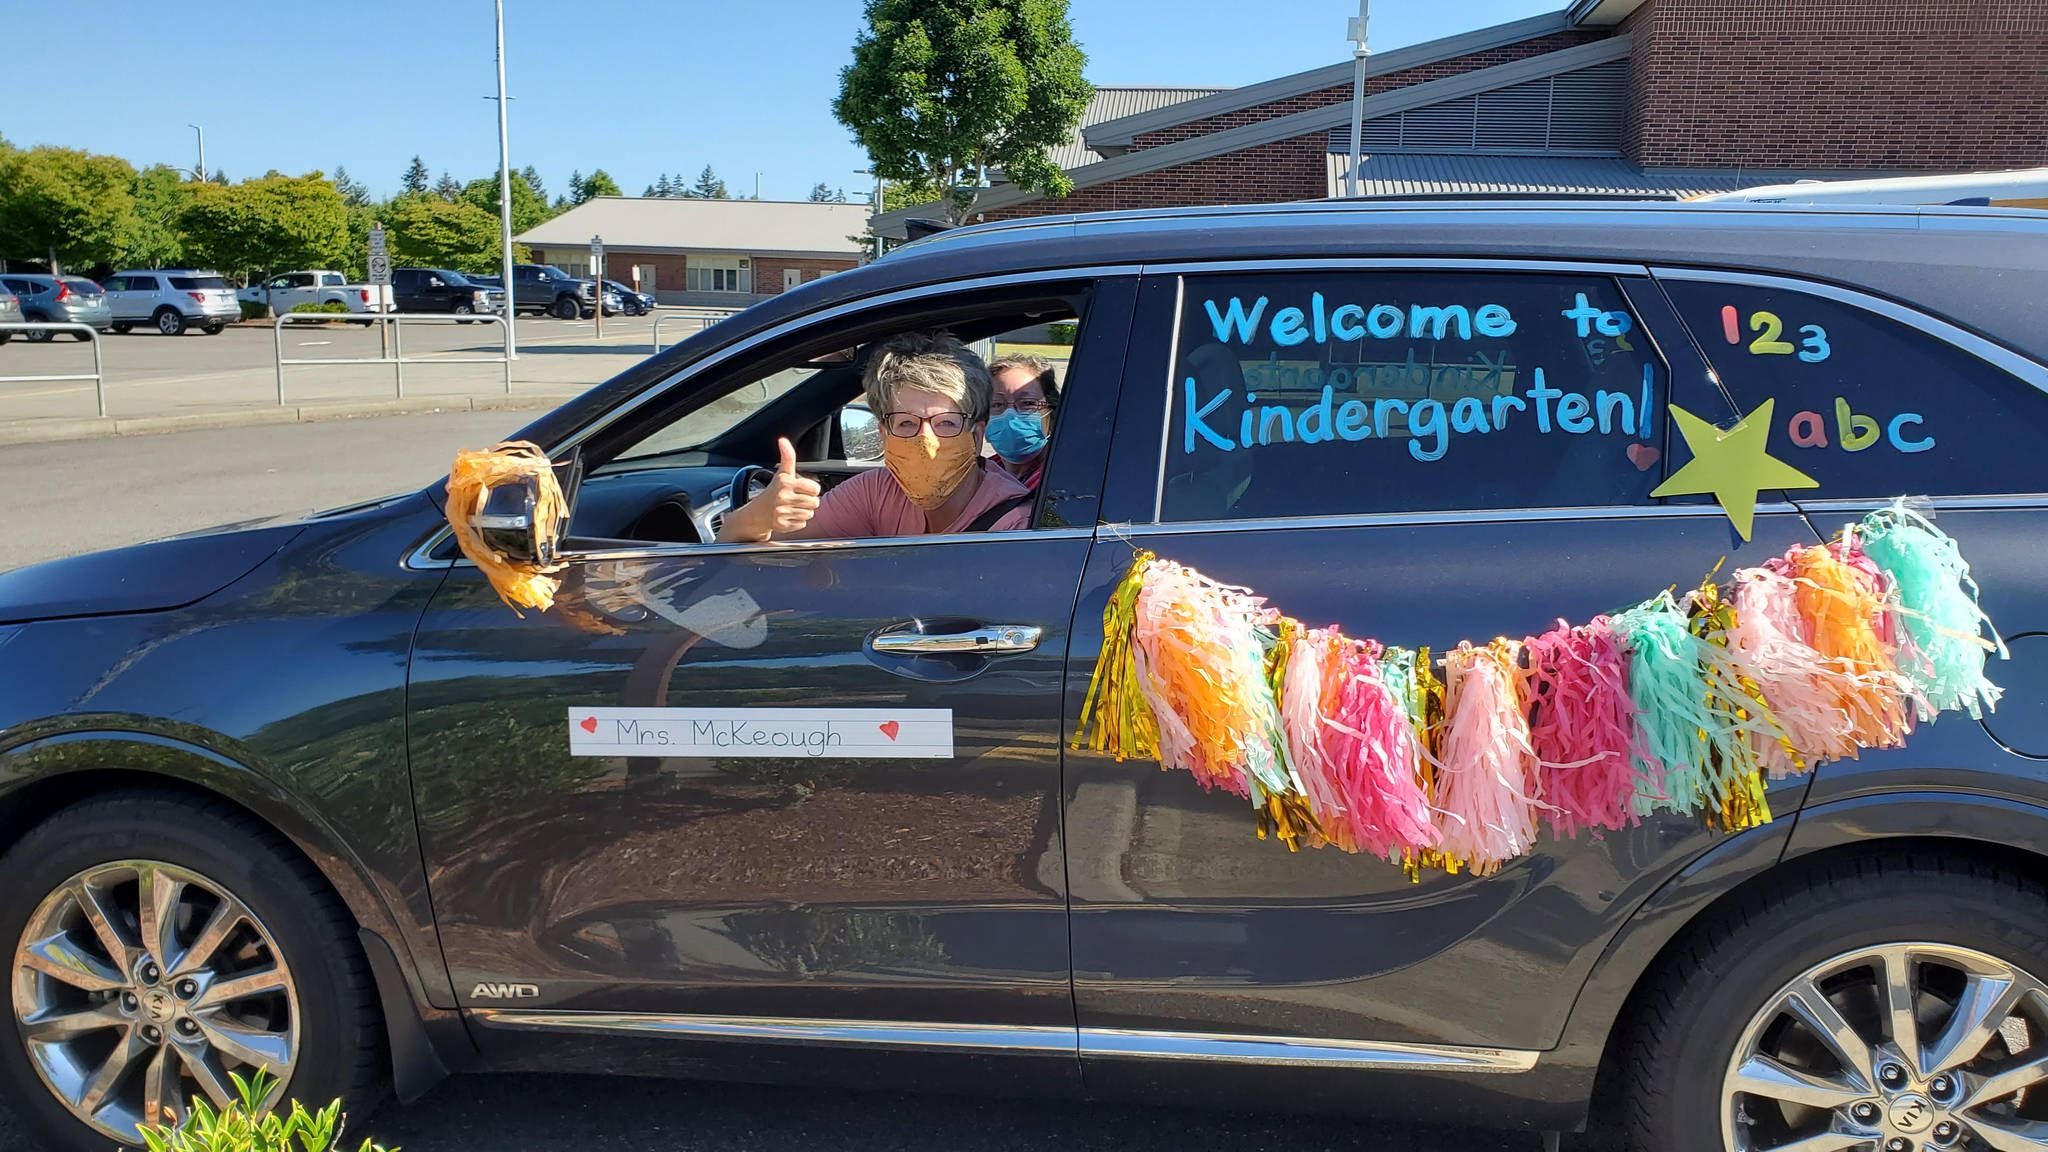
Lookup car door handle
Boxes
[869,625,1042,655]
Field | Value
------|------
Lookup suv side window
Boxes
[1662,279,2048,498]
[129,276,157,292]
[1162,271,1669,523]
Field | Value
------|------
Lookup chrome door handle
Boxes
[870,625,1043,655]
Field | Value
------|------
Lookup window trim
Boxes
[1648,266,2048,395]
[1146,259,1673,526]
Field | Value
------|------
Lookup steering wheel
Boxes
[729,465,777,510]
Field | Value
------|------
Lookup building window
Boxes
[689,257,751,293]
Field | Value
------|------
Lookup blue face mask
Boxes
[986,408,1048,463]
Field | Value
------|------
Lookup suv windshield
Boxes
[615,366,820,460]
[533,266,572,281]
[438,271,474,286]
[170,275,227,290]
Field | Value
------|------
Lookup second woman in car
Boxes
[716,331,1035,542]
[984,353,1060,493]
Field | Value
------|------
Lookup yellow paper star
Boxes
[1650,399,1819,541]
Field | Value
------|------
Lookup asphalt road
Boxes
[0,414,1596,1151]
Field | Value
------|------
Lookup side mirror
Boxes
[840,406,883,463]
[472,450,583,564]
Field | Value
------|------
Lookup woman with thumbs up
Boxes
[715,331,1034,543]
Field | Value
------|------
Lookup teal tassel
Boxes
[1610,593,1768,822]
[1857,501,2005,720]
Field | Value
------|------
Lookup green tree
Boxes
[0,145,138,271]
[400,155,430,196]
[433,171,462,201]
[575,169,621,202]
[809,182,847,202]
[385,195,528,273]
[179,172,349,276]
[833,0,1091,225]
[124,164,192,268]
[460,172,550,233]
[332,165,371,207]
[684,165,729,199]
[519,164,547,203]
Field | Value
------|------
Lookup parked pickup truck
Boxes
[510,263,597,319]
[238,270,391,317]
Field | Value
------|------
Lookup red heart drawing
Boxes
[879,721,900,741]
[579,716,598,734]
[1626,443,1661,471]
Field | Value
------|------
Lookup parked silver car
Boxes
[0,290,20,343]
[0,275,113,341]
[103,269,240,335]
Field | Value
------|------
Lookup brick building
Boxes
[518,197,869,308]
[875,0,2048,236]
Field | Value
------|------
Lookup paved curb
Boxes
[0,394,581,447]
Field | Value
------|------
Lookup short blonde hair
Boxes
[988,353,1060,410]
[864,331,993,422]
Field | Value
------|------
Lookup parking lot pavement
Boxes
[0,1071,1581,1152]
[0,408,525,571]
[0,313,684,429]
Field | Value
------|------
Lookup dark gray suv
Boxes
[0,200,2044,1152]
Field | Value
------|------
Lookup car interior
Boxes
[537,284,1091,552]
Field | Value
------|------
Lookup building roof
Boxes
[517,196,869,257]
[1323,153,1911,200]
[1081,10,1577,152]
[1042,87,1229,170]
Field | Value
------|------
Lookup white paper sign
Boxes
[567,707,953,759]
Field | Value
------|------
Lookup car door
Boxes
[406,277,1136,1061]
[104,275,136,320]
[1059,265,1818,1101]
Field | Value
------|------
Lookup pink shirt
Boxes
[797,462,1033,539]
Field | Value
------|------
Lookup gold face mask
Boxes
[883,426,981,510]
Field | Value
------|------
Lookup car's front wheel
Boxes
[1621,854,2048,1152]
[109,323,131,335]
[552,295,579,320]
[0,792,384,1152]
[453,301,474,325]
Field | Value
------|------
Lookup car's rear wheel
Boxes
[24,313,54,342]
[152,308,185,336]
[110,323,131,335]
[1620,854,2048,1152]
[0,793,384,1152]
[552,295,579,320]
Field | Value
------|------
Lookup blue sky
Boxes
[3,0,1556,204]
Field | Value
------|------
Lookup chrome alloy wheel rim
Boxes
[12,861,299,1142]
[1724,942,2048,1151]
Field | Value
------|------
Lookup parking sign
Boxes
[367,225,391,286]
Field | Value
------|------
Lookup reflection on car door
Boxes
[406,281,1135,1068]
[1060,269,1817,1095]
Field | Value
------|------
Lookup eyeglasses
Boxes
[882,411,970,438]
[989,398,1052,416]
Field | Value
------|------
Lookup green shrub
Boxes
[1047,321,1077,345]
[289,301,352,315]
[138,1068,393,1152]
[238,300,270,321]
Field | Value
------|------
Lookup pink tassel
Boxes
[1319,635,1440,859]
[1726,565,1861,773]
[1279,627,1347,846]
[1523,617,1643,837]
[1435,641,1543,874]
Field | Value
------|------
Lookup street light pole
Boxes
[1346,1,1370,199]
[187,124,205,182]
[493,0,518,360]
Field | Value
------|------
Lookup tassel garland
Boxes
[1071,500,2004,877]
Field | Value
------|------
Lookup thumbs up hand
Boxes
[718,437,822,542]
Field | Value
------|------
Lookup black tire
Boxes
[110,323,132,334]
[0,332,10,344]
[72,330,94,341]
[23,313,53,342]
[552,295,579,320]
[1619,852,2048,1152]
[0,791,386,1152]
[201,323,224,336]
[453,301,474,325]
[152,307,185,336]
